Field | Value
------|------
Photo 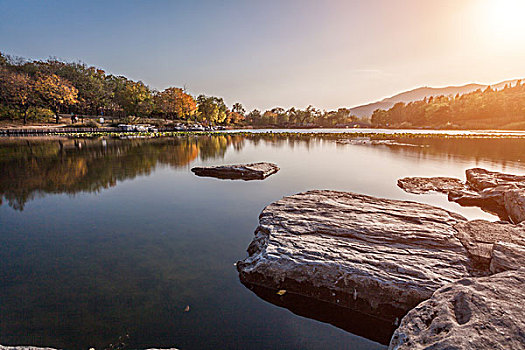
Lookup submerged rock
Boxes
[241,282,397,345]
[388,269,525,350]
[237,190,472,320]
[191,162,279,180]
[398,168,525,223]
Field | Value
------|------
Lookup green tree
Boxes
[116,80,153,117]
[196,95,228,125]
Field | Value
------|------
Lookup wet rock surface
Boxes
[237,190,472,320]
[388,269,525,350]
[398,168,525,223]
[191,162,279,180]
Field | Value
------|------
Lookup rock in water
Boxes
[237,190,472,320]
[191,162,279,180]
[397,177,465,194]
[398,168,525,223]
[466,168,525,191]
[388,269,525,350]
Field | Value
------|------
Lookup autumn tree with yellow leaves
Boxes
[0,67,34,124]
[33,73,78,123]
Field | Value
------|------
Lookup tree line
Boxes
[371,82,525,129]
[0,52,365,127]
[246,106,359,128]
[0,52,245,125]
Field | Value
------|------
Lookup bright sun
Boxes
[480,0,525,41]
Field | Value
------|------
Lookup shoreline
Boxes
[2,125,525,138]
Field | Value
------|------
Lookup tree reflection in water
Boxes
[0,135,246,210]
[1,134,524,211]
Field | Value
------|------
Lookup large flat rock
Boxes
[191,162,279,180]
[389,269,525,350]
[237,190,472,320]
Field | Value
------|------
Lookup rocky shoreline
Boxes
[237,168,525,349]
[398,168,525,224]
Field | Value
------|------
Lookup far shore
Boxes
[2,128,525,141]
[2,122,525,133]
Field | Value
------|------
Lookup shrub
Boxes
[26,107,55,122]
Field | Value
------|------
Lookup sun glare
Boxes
[480,0,525,42]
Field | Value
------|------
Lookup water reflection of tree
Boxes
[0,136,244,210]
[2,134,524,211]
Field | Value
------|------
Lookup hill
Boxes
[349,79,521,118]
[370,79,525,129]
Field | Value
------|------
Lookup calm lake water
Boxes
[1,133,525,350]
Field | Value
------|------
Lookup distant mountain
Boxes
[349,79,521,118]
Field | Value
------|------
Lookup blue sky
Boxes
[1,0,525,110]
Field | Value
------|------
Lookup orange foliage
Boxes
[155,87,197,119]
